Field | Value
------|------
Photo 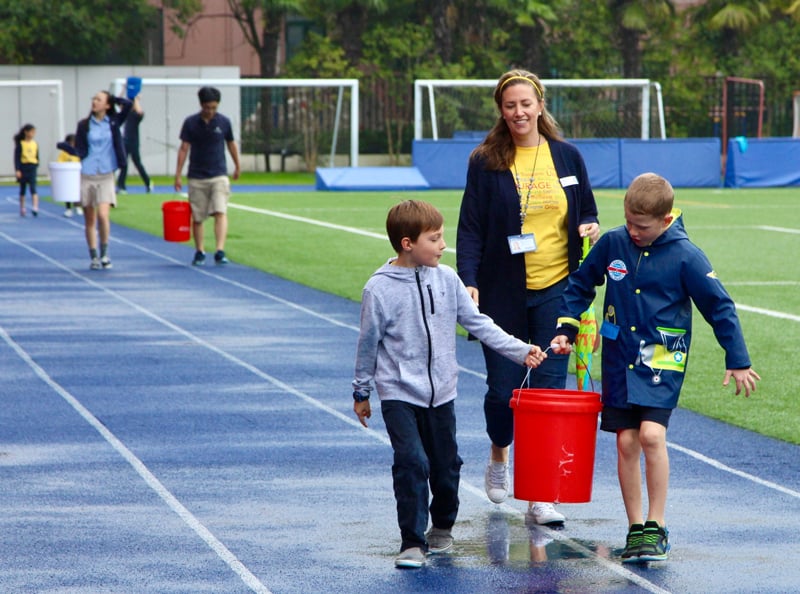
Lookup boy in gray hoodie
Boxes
[352,200,547,569]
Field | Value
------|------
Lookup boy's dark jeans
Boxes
[381,399,463,552]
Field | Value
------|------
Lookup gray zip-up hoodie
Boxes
[353,260,532,408]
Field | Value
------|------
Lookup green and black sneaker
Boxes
[621,523,645,563]
[638,520,670,562]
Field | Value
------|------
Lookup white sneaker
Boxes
[484,461,510,503]
[63,208,73,218]
[528,502,565,525]
[76,206,84,216]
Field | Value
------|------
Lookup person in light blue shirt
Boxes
[59,91,131,270]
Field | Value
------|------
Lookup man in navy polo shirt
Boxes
[174,86,241,266]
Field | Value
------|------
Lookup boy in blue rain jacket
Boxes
[551,173,760,563]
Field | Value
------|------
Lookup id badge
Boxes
[507,233,537,254]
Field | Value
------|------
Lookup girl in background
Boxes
[59,91,131,270]
[14,124,39,217]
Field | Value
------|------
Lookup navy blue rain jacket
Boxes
[558,211,751,409]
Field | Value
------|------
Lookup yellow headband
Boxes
[499,75,543,98]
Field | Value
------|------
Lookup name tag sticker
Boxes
[507,233,537,254]
[560,175,579,187]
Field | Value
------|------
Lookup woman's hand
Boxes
[466,286,479,306]
[579,222,600,245]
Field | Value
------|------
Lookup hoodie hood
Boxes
[651,208,687,246]
[372,258,432,282]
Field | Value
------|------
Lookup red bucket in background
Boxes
[162,201,191,242]
[509,388,602,503]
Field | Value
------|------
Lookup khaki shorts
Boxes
[188,176,230,223]
[80,173,117,208]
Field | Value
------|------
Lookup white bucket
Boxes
[48,162,81,203]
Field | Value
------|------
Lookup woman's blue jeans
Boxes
[481,278,570,448]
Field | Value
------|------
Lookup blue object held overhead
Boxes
[126,76,142,99]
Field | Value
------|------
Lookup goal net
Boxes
[0,80,65,172]
[414,79,665,141]
[111,77,360,172]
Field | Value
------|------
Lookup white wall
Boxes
[0,65,240,179]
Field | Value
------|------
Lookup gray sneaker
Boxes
[90,257,101,270]
[394,547,425,569]
[426,527,453,553]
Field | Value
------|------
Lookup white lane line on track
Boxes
[0,234,276,594]
[4,229,668,594]
[0,324,272,594]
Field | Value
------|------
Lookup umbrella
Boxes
[575,236,599,391]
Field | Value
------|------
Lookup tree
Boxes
[430,0,455,64]
[688,0,771,64]
[507,0,563,73]
[301,0,388,65]
[165,0,305,170]
[0,0,158,64]
[607,0,675,78]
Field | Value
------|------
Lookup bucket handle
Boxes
[514,346,596,407]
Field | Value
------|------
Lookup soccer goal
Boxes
[111,77,360,171]
[414,78,666,141]
[0,79,65,171]
[720,76,764,157]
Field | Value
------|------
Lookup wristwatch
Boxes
[353,390,370,402]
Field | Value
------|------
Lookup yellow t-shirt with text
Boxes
[513,142,569,290]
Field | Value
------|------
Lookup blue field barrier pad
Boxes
[316,167,430,191]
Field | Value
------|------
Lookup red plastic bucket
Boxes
[162,201,192,242]
[509,388,602,503]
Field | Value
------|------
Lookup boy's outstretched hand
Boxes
[723,368,761,397]
[354,400,371,427]
[525,345,548,368]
